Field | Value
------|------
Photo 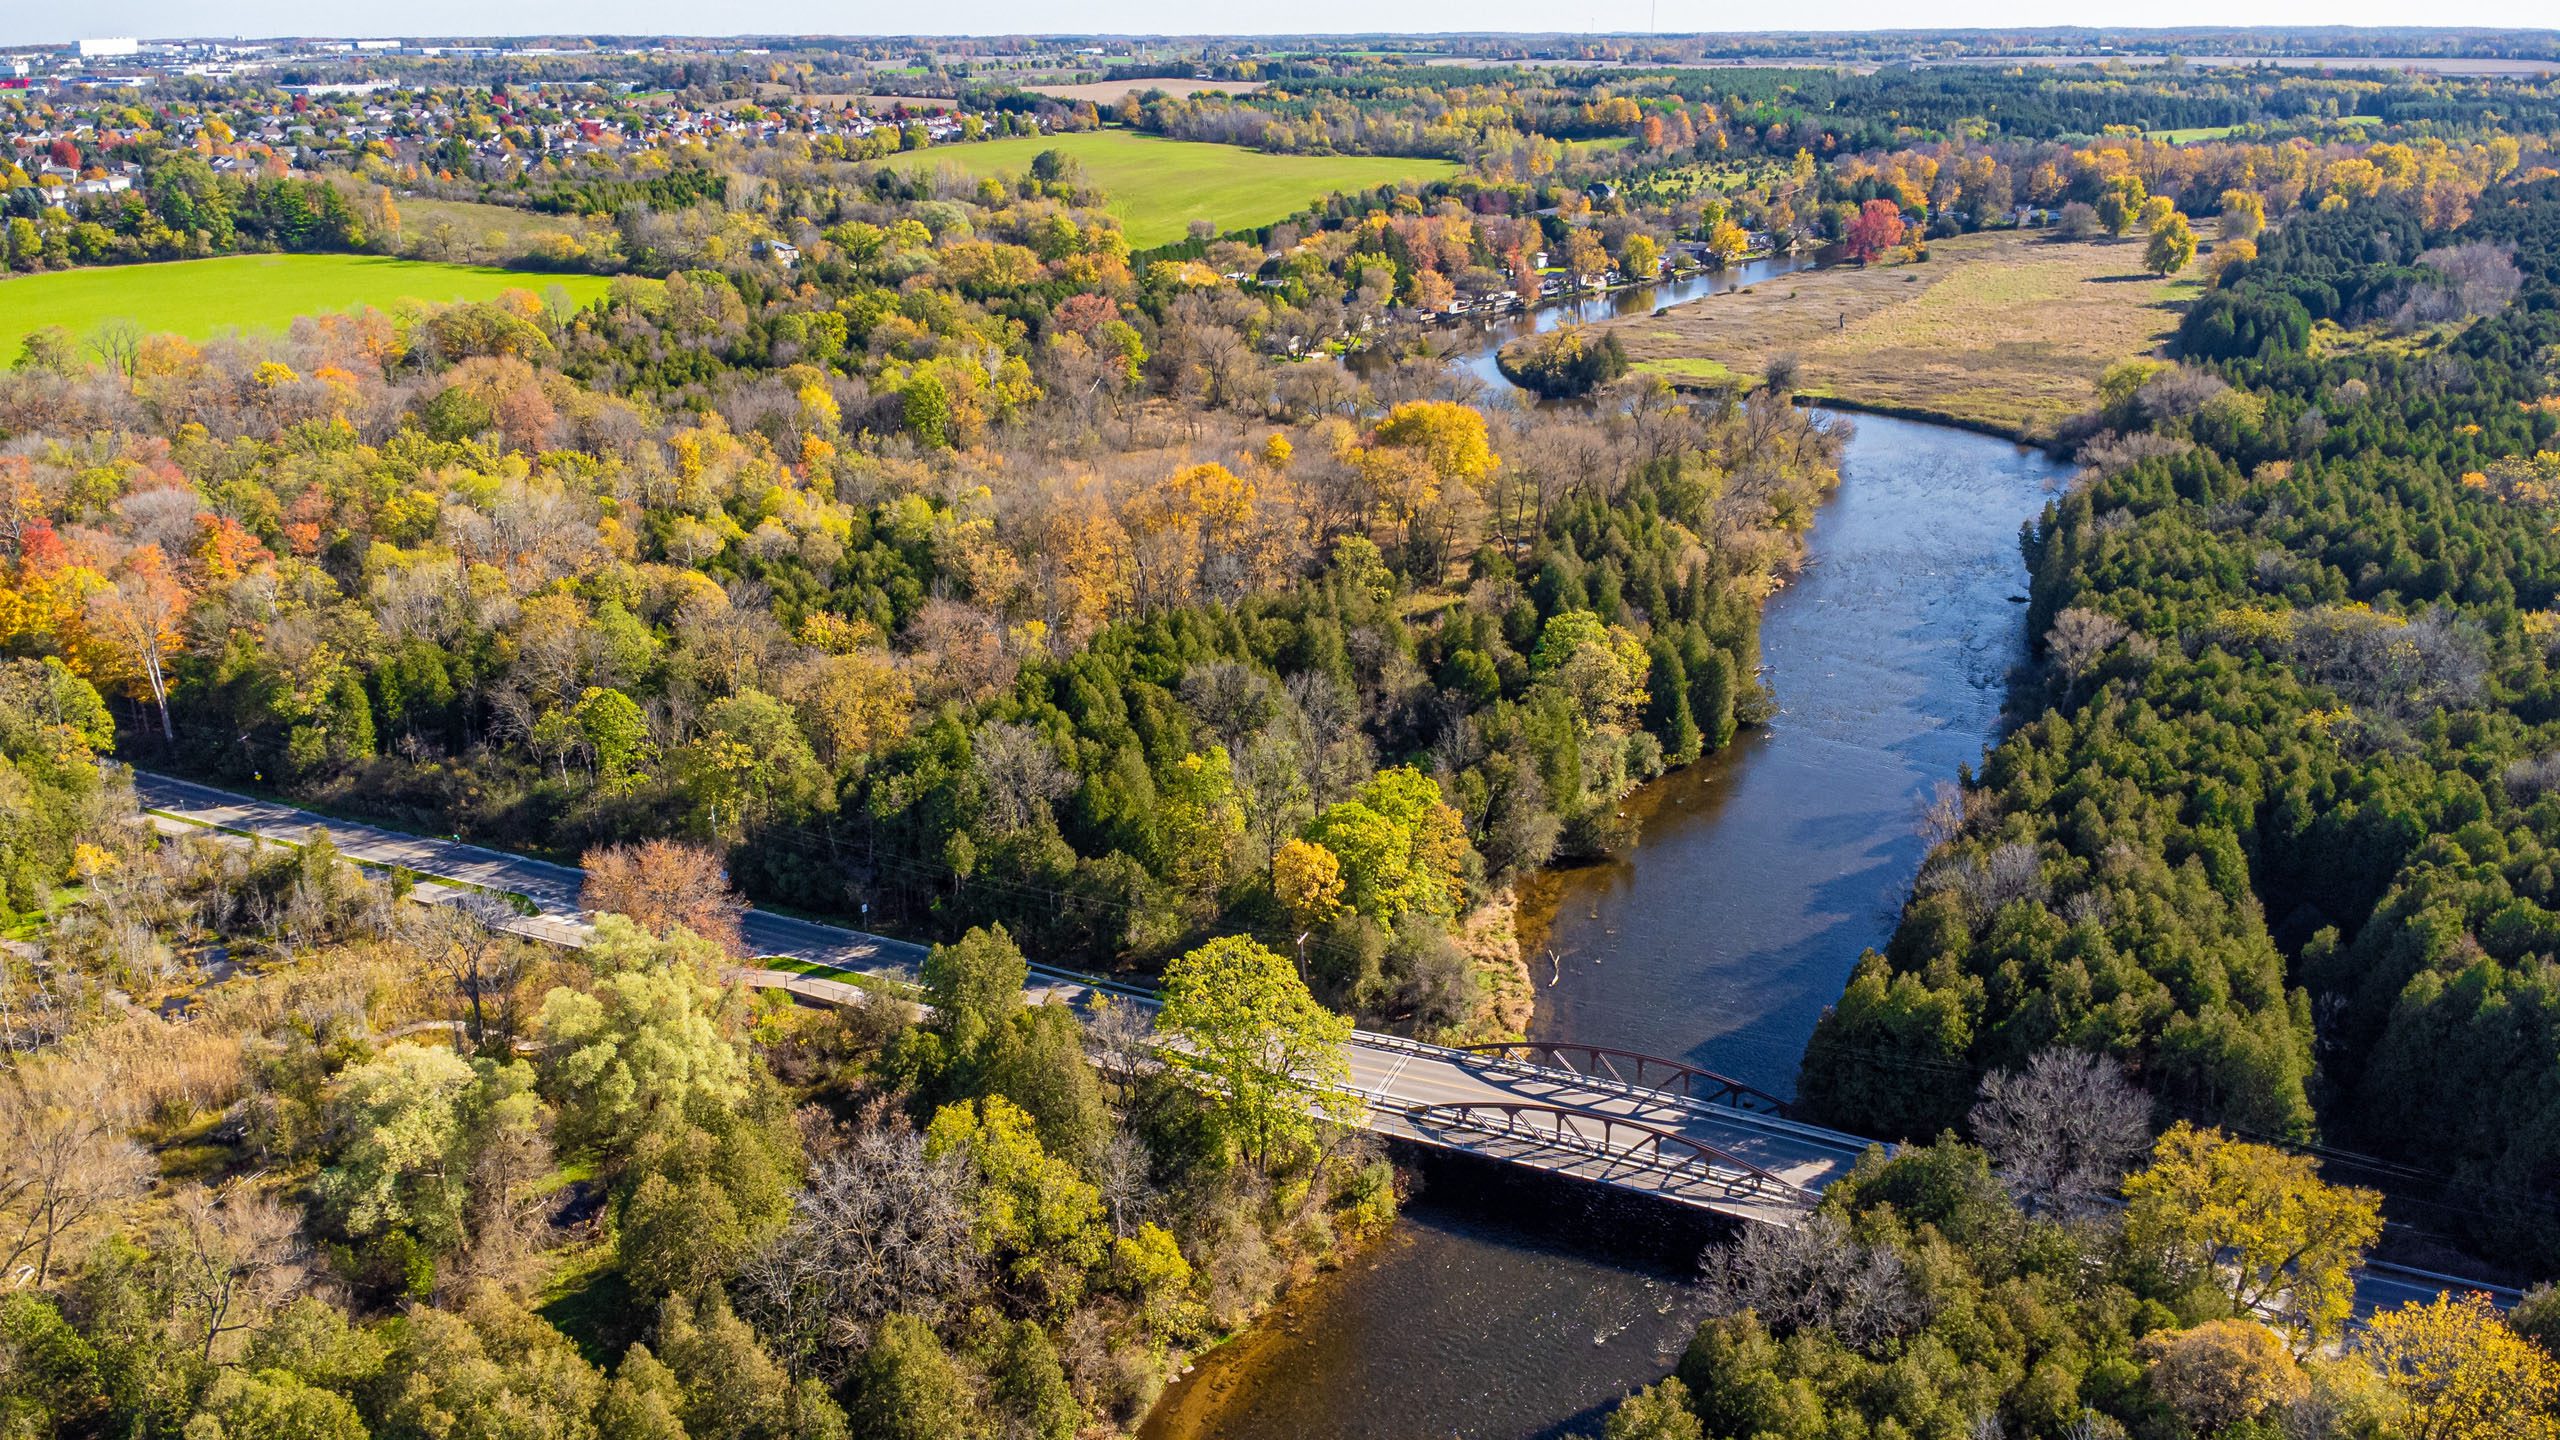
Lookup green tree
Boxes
[313,1045,487,1255]
[1157,936,1354,1173]
[846,1315,970,1440]
[571,686,656,792]
[2095,175,2149,236]
[596,1346,690,1440]
[987,1321,1081,1440]
[185,1370,367,1440]
[981,1005,1111,1169]
[903,375,952,449]
[1157,747,1245,905]
[654,1290,841,1440]
[537,932,754,1155]
[1605,1377,1703,1440]
[1302,767,1469,925]
[368,1294,605,1440]
[920,924,1027,1079]
[924,1096,1105,1311]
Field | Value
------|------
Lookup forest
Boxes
[1800,177,2560,1278]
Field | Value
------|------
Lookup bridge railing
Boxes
[1457,1042,1792,1115]
[1349,1030,1876,1159]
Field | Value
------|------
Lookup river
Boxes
[1141,281,2070,1440]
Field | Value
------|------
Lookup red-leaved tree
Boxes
[1844,200,1909,264]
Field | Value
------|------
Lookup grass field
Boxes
[0,253,613,347]
[389,196,588,255]
[887,130,1459,247]
[1590,230,2201,437]
[2150,124,2249,143]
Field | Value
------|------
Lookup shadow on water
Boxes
[1138,1149,1733,1440]
[1143,320,2067,1440]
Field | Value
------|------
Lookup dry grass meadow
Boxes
[1604,229,2204,437]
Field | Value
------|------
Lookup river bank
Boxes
[1525,229,2198,441]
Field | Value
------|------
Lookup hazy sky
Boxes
[7,3,2556,47]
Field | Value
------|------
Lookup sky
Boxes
[6,4,2558,46]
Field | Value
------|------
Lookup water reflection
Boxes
[1441,253,1824,392]
[1345,252,1825,394]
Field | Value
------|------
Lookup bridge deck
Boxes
[134,770,1870,1224]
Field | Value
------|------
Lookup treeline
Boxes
[514,162,732,217]
[1800,179,2560,1268]
[3,158,371,270]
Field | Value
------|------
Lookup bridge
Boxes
[130,771,1872,1226]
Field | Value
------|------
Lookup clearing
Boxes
[1596,229,2201,438]
[884,130,1458,248]
[0,253,613,347]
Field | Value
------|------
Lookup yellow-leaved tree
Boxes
[2364,1291,2560,1440]
[2121,1123,2381,1347]
[1272,837,1346,932]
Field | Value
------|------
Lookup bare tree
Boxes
[1,1082,152,1286]
[1919,840,2049,923]
[1917,780,1970,850]
[1092,1129,1155,1240]
[737,1119,983,1379]
[1970,1048,2153,1220]
[152,1182,308,1363]
[412,894,530,1054]
[87,318,145,382]
[2045,607,2130,681]
[970,720,1074,836]
[1081,995,1157,1083]
[1700,1213,1931,1357]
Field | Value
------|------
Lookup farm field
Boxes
[0,253,613,347]
[1589,229,2202,437]
[886,130,1458,247]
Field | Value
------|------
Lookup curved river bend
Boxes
[1143,285,2069,1440]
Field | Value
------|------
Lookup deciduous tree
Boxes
[2364,1291,2560,1440]
[1843,200,1907,263]
[1158,936,1354,1174]
[580,839,745,955]
[2122,1124,2380,1346]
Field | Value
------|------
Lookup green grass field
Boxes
[888,130,1459,247]
[0,253,614,348]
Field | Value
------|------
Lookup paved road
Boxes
[121,769,1912,1224]
[132,767,2560,1277]
[133,769,930,975]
